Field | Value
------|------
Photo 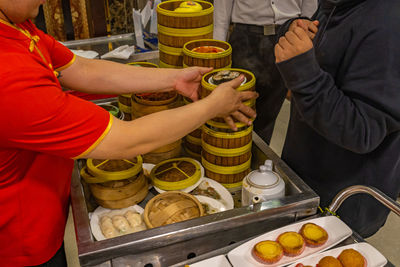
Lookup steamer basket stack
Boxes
[156,0,214,68]
[200,69,256,190]
[182,39,232,159]
[118,62,159,121]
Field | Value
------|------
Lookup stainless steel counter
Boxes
[70,127,320,266]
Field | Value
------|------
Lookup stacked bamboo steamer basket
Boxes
[157,0,214,68]
[131,91,183,164]
[200,68,256,189]
[143,191,204,228]
[80,156,148,209]
[118,62,159,121]
[181,39,233,158]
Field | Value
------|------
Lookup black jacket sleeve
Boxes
[276,21,400,154]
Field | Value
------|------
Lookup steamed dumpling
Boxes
[124,210,143,228]
[112,215,132,234]
[100,216,118,238]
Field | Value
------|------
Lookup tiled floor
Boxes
[65,99,400,266]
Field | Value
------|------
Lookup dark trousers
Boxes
[229,24,288,144]
[30,243,67,267]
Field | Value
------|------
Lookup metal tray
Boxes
[70,100,319,266]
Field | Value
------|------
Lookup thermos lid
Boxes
[247,160,280,188]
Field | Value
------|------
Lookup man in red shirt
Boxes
[0,1,257,266]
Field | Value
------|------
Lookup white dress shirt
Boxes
[213,0,318,41]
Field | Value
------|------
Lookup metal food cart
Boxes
[65,35,399,267]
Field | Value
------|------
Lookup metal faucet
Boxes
[328,185,400,217]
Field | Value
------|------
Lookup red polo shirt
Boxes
[0,20,112,266]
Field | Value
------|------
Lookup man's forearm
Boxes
[59,56,180,94]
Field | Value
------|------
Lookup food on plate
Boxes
[192,46,225,53]
[99,216,118,238]
[124,210,142,228]
[338,249,366,267]
[135,91,176,101]
[252,240,284,264]
[191,181,221,200]
[276,231,305,256]
[210,70,240,85]
[299,223,329,247]
[317,256,343,267]
[179,1,203,11]
[295,264,313,267]
[112,215,132,234]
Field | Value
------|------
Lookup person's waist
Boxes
[233,23,282,36]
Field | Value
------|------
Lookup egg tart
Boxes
[338,249,366,267]
[277,231,305,256]
[252,240,283,264]
[317,256,343,267]
[299,223,329,247]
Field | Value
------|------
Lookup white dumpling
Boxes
[99,216,118,238]
[124,210,143,228]
[112,215,132,234]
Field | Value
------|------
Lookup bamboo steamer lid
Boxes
[150,157,202,191]
[144,191,204,228]
[86,156,143,181]
[133,91,178,106]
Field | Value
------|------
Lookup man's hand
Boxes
[275,25,314,63]
[207,75,258,131]
[289,19,319,40]
[174,66,213,101]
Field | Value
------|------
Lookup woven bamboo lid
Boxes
[86,156,143,181]
[144,191,204,228]
[150,157,201,191]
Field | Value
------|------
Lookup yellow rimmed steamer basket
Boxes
[119,62,159,121]
[150,157,202,191]
[183,39,232,68]
[201,124,253,189]
[81,156,148,209]
[143,191,204,229]
[201,68,256,128]
[131,91,183,164]
[157,0,214,68]
[200,68,256,189]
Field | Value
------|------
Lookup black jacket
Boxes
[276,0,400,237]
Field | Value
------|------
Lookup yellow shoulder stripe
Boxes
[72,113,114,159]
[56,54,76,72]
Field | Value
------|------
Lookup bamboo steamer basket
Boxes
[182,97,202,159]
[157,0,213,29]
[183,39,232,68]
[201,68,256,129]
[150,157,202,191]
[84,157,149,209]
[118,62,159,121]
[157,0,213,68]
[201,124,253,187]
[143,191,204,228]
[131,91,183,163]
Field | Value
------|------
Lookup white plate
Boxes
[227,216,353,267]
[191,177,234,210]
[195,195,227,214]
[190,255,232,267]
[90,205,145,241]
[287,242,387,267]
